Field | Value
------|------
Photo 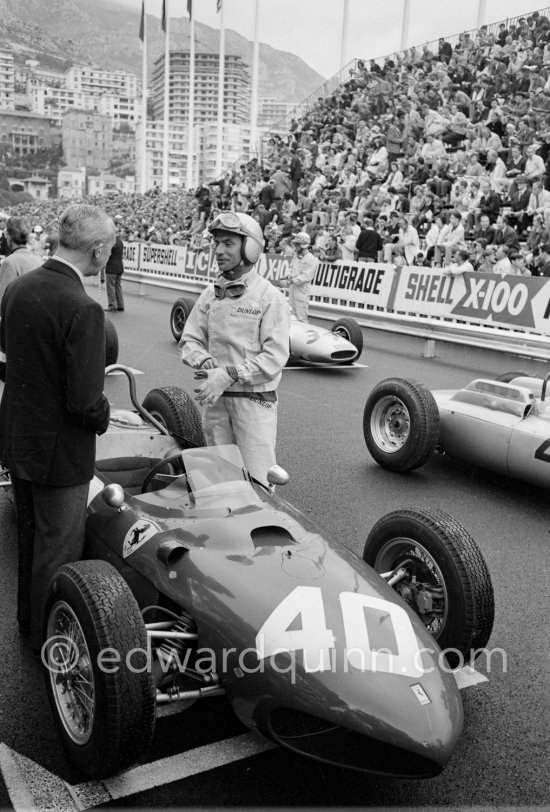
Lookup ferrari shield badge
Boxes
[123,520,160,558]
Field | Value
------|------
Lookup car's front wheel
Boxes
[331,317,363,360]
[142,386,205,448]
[363,378,439,471]
[363,508,494,668]
[170,297,194,342]
[43,561,155,779]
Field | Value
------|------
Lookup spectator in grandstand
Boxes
[320,232,342,262]
[355,217,383,262]
[492,213,520,252]
[536,242,550,276]
[442,247,474,276]
[472,213,496,244]
[510,251,531,276]
[506,174,532,233]
[0,217,40,306]
[475,179,502,226]
[476,246,498,273]
[527,179,550,227]
[434,210,466,265]
[524,143,547,182]
[383,215,420,265]
[493,245,515,276]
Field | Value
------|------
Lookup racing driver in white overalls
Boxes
[275,231,318,322]
[178,212,290,485]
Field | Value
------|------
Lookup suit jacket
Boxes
[493,226,520,252]
[0,258,110,486]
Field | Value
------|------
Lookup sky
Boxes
[115,0,550,78]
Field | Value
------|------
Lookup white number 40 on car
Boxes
[255,585,424,677]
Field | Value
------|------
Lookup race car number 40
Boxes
[255,586,424,677]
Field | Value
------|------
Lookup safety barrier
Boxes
[123,242,550,362]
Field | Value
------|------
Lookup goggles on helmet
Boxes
[209,212,243,233]
[213,279,247,300]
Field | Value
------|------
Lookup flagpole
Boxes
[215,0,226,181]
[162,0,170,192]
[186,3,195,189]
[339,0,350,70]
[250,0,260,161]
[140,0,148,193]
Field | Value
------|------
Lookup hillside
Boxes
[0,0,324,102]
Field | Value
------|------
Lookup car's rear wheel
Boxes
[363,507,494,668]
[170,298,194,342]
[363,378,439,471]
[331,317,363,361]
[142,386,205,448]
[104,316,119,367]
[43,561,155,779]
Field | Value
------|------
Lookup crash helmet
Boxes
[208,211,264,264]
[291,231,311,249]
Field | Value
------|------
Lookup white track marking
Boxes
[284,362,368,370]
[0,668,487,811]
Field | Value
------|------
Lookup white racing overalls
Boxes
[179,269,290,484]
[288,250,318,322]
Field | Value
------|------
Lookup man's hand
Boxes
[194,367,234,406]
[185,350,218,369]
[272,277,289,288]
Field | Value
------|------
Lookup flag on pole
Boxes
[161,0,166,31]
[216,0,222,11]
[187,0,192,18]
[139,0,145,40]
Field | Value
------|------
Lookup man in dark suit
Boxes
[355,216,384,261]
[492,213,520,252]
[0,203,114,651]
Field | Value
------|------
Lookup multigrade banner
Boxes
[125,243,550,336]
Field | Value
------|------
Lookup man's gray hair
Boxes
[6,216,31,246]
[59,204,114,252]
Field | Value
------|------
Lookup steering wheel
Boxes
[141,451,185,494]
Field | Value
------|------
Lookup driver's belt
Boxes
[222,390,277,402]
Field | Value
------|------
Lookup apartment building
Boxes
[0,110,60,157]
[0,49,15,111]
[62,109,112,171]
[151,52,250,126]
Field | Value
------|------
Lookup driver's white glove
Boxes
[194,367,234,406]
[185,349,218,369]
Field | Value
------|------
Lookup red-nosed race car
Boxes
[169,297,363,365]
[363,371,550,487]
[37,366,493,780]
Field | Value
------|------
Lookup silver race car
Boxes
[363,371,550,487]
[169,297,363,366]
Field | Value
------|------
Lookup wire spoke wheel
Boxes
[46,601,95,744]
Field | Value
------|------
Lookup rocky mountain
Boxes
[0,0,324,102]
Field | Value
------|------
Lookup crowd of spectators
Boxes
[6,11,550,277]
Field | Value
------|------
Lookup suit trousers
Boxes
[106,273,124,310]
[12,476,89,649]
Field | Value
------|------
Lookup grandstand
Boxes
[4,6,550,275]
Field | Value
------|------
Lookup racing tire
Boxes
[142,386,206,448]
[363,378,439,472]
[331,317,364,361]
[104,316,119,367]
[170,297,194,342]
[43,560,155,779]
[496,370,539,383]
[363,507,494,668]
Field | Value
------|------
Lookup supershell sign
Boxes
[392,269,550,333]
[137,242,216,281]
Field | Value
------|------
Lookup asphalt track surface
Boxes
[0,280,549,810]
